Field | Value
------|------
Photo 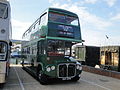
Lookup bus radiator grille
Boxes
[58,64,76,78]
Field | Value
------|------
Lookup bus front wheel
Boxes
[38,70,48,85]
[0,83,4,88]
[71,75,80,82]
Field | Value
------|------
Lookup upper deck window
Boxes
[49,12,79,26]
[0,3,8,19]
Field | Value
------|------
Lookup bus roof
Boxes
[48,8,78,17]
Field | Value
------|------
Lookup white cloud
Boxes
[83,0,117,7]
[48,0,55,3]
[109,36,120,45]
[104,0,117,7]
[51,3,112,30]
[82,29,104,46]
[11,19,32,40]
[111,13,120,21]
[84,0,98,4]
[67,0,72,2]
[82,29,120,46]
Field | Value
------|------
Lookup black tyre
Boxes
[71,75,80,81]
[0,83,4,88]
[37,70,48,85]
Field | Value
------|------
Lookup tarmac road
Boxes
[1,66,120,90]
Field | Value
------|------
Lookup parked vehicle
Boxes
[0,0,12,85]
[21,8,83,84]
[75,45,100,67]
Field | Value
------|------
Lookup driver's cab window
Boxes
[47,40,72,56]
[0,42,7,53]
[0,42,7,60]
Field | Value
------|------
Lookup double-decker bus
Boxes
[22,8,82,84]
[0,0,12,85]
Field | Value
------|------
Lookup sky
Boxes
[9,0,120,46]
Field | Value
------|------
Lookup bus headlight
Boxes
[76,65,82,70]
[46,66,55,72]
[76,65,80,69]
[46,67,51,72]
[79,66,82,70]
[51,66,55,70]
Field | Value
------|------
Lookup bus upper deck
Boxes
[22,8,82,43]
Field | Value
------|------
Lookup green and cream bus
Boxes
[22,8,82,84]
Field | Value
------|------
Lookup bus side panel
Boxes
[0,62,6,83]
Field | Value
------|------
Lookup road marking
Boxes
[7,82,38,86]
[23,82,39,85]
[81,79,111,90]
[14,67,25,90]
[6,83,20,86]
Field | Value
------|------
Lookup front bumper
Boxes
[44,63,82,80]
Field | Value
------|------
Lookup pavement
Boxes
[1,65,120,90]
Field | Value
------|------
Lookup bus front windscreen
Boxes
[49,12,79,26]
[47,40,72,56]
[0,42,7,60]
[0,3,8,19]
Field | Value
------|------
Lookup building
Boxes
[11,39,22,58]
[100,46,120,71]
